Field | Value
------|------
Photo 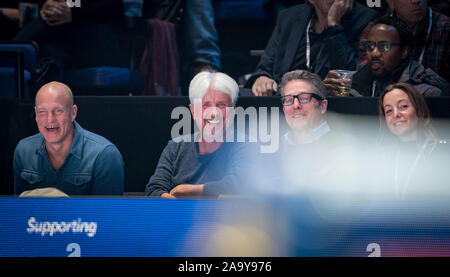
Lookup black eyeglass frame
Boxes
[360,40,402,53]
[280,93,324,106]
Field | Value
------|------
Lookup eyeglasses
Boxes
[280,93,323,106]
[360,41,401,53]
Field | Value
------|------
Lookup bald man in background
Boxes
[13,81,124,196]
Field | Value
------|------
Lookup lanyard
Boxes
[418,8,433,64]
[306,19,312,70]
[305,18,326,71]
[372,80,377,97]
[394,137,430,200]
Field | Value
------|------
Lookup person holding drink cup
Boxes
[323,69,356,96]
[245,0,378,96]
[324,15,448,97]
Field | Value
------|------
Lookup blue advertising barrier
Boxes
[0,197,231,257]
[1,196,450,257]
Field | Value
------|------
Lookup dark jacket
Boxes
[245,2,378,87]
[353,58,449,96]
[372,135,450,200]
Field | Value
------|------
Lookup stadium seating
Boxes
[0,41,39,99]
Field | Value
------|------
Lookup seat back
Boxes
[0,51,25,98]
[0,41,39,99]
[0,41,39,71]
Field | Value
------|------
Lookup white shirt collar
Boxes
[283,121,330,145]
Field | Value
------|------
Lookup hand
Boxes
[161,192,176,199]
[252,76,278,96]
[47,1,72,26]
[194,64,216,74]
[40,0,60,21]
[323,70,348,96]
[169,184,204,198]
[40,0,72,26]
[327,0,353,27]
[40,1,51,22]
[0,8,20,22]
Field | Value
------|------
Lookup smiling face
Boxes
[382,88,419,141]
[190,88,233,142]
[283,80,327,132]
[35,82,77,148]
[367,24,408,77]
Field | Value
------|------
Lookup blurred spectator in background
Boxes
[334,16,448,96]
[386,0,450,82]
[360,0,450,82]
[181,0,220,80]
[266,0,390,15]
[245,0,378,96]
[429,0,450,17]
[13,0,124,86]
[0,0,21,39]
[139,0,221,96]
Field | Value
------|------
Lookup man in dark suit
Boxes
[245,0,378,96]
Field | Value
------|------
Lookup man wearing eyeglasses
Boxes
[280,70,330,145]
[244,0,378,97]
[257,69,331,194]
[326,15,447,96]
[356,1,450,82]
[255,69,361,196]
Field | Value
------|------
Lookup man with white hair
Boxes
[146,71,253,198]
[13,81,124,196]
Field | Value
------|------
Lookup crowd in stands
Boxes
[2,0,450,199]
[1,0,449,96]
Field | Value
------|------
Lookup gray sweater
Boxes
[145,134,255,197]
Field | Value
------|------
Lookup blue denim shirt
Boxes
[14,121,124,196]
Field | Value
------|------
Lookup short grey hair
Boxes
[189,71,239,106]
[279,70,328,99]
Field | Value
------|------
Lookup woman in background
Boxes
[379,82,438,150]
[377,82,448,200]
